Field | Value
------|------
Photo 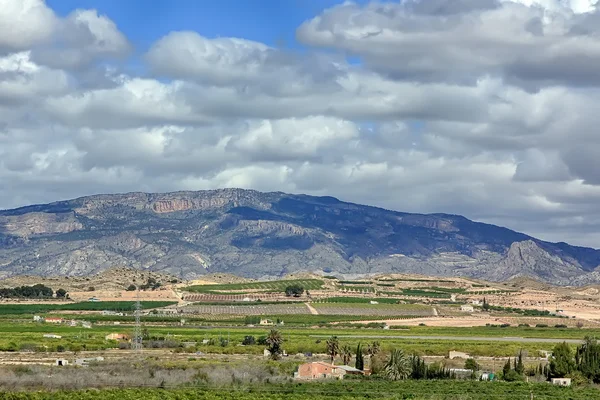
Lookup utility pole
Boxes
[132,288,143,352]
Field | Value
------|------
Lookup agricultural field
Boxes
[3,379,600,399]
[180,303,310,315]
[184,279,324,294]
[0,301,177,315]
[311,303,435,316]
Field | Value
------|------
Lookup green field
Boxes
[0,301,177,315]
[0,318,593,356]
[2,380,598,399]
[319,297,401,304]
[184,279,324,294]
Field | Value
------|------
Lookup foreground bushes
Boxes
[2,381,599,400]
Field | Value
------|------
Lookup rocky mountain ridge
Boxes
[1,188,599,285]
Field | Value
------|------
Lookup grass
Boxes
[0,319,594,356]
[0,301,177,315]
[184,279,324,294]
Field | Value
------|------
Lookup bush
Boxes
[535,324,548,328]
[126,284,137,291]
[242,336,256,345]
[554,324,568,328]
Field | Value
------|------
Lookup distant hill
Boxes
[1,188,599,285]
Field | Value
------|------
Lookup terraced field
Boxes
[182,293,289,302]
[311,303,435,316]
[179,303,310,315]
[184,279,324,294]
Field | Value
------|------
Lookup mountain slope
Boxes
[1,188,599,285]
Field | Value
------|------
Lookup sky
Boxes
[1,0,600,248]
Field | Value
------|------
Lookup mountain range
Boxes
[1,188,599,285]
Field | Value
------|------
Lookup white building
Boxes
[43,334,62,339]
[449,351,470,359]
[33,315,43,322]
[552,378,571,386]
[460,305,474,312]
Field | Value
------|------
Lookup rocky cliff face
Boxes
[0,188,599,285]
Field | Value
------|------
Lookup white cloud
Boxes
[0,0,57,52]
[0,0,600,249]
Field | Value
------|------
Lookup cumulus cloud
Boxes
[0,0,600,248]
[0,0,57,52]
[297,0,600,87]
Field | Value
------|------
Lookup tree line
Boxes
[0,284,67,299]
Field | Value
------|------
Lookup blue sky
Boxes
[46,0,365,50]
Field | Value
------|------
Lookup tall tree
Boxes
[265,329,283,360]
[503,358,512,377]
[515,350,525,375]
[341,344,353,365]
[355,343,364,370]
[368,341,381,356]
[384,349,412,381]
[550,342,575,378]
[410,354,427,379]
[576,336,600,382]
[326,336,340,364]
[482,297,490,311]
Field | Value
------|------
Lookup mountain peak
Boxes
[1,189,599,285]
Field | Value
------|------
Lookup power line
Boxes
[132,288,142,352]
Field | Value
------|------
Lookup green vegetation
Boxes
[184,279,324,294]
[338,280,371,285]
[3,380,599,400]
[319,297,400,304]
[0,284,55,299]
[284,284,304,297]
[484,304,554,317]
[0,301,177,315]
[339,286,375,293]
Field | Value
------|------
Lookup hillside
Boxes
[1,188,599,285]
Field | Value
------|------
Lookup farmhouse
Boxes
[295,362,356,380]
[33,315,43,322]
[259,318,274,326]
[552,378,571,386]
[45,317,64,324]
[102,310,124,316]
[160,308,179,315]
[460,305,474,312]
[55,359,69,366]
[449,351,470,359]
[43,334,62,339]
[105,333,130,341]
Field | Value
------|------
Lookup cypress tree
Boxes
[355,343,364,370]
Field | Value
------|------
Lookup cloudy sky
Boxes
[1,0,600,248]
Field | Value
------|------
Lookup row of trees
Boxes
[324,336,454,381]
[0,284,67,299]
[550,337,600,382]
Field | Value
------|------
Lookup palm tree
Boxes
[368,341,381,356]
[341,344,353,365]
[385,349,412,380]
[326,336,340,364]
[266,329,283,360]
